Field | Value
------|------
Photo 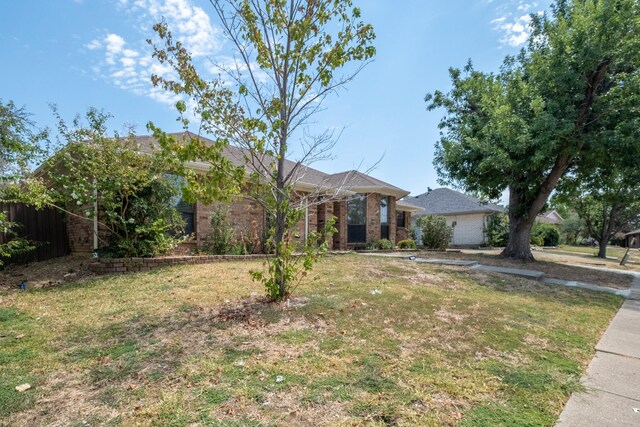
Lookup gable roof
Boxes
[324,170,409,198]
[536,210,564,224]
[135,132,409,198]
[407,187,504,216]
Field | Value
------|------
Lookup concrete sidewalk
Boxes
[556,275,640,426]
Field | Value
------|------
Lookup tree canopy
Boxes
[0,100,49,265]
[555,125,640,257]
[427,0,640,261]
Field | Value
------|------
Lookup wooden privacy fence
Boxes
[0,203,70,264]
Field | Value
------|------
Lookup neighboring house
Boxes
[624,230,640,248]
[536,210,564,225]
[407,188,504,247]
[61,132,423,254]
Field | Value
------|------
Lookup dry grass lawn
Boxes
[409,249,634,290]
[0,254,622,426]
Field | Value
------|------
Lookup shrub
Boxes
[530,234,544,246]
[365,239,393,250]
[485,213,509,247]
[417,215,453,250]
[203,203,235,255]
[378,239,394,250]
[398,239,417,249]
[531,222,560,247]
[105,177,185,258]
[0,213,36,268]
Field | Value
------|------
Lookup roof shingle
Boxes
[407,188,504,216]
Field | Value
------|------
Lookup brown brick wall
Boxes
[196,197,265,249]
[366,193,381,244]
[67,204,110,254]
[389,196,397,244]
[333,200,348,250]
[316,202,335,245]
[291,203,318,242]
[396,211,413,241]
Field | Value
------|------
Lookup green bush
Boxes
[366,239,394,250]
[398,239,417,249]
[485,213,509,247]
[531,222,560,247]
[378,239,394,250]
[417,215,453,250]
[106,177,185,258]
[203,203,235,255]
[0,213,36,268]
[530,234,544,246]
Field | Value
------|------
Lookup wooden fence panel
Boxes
[0,203,70,264]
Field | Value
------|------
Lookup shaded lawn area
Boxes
[412,249,634,290]
[540,245,640,269]
[0,255,622,426]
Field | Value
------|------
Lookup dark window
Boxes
[380,196,390,239]
[167,174,194,237]
[397,210,406,228]
[175,200,195,236]
[347,194,367,243]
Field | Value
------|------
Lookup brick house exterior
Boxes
[62,133,422,254]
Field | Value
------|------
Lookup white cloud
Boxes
[490,1,545,47]
[85,39,102,50]
[104,33,127,64]
[495,14,532,47]
[85,0,223,108]
[121,0,222,57]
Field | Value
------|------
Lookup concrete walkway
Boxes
[556,274,640,426]
[401,255,631,297]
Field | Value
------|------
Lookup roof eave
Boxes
[415,208,503,216]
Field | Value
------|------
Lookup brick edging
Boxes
[89,254,273,275]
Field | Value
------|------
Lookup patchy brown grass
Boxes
[0,254,622,426]
[401,249,634,290]
[0,255,94,291]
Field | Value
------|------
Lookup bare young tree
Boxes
[148,0,375,300]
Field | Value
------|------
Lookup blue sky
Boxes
[0,0,550,197]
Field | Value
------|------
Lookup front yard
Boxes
[0,255,622,426]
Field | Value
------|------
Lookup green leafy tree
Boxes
[1,100,49,182]
[148,0,375,300]
[427,0,640,261]
[554,100,640,257]
[42,108,184,258]
[417,215,453,250]
[558,212,586,245]
[0,100,48,266]
[557,182,640,258]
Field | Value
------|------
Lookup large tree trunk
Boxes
[597,238,608,259]
[502,155,573,262]
[595,204,622,259]
[502,214,535,262]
